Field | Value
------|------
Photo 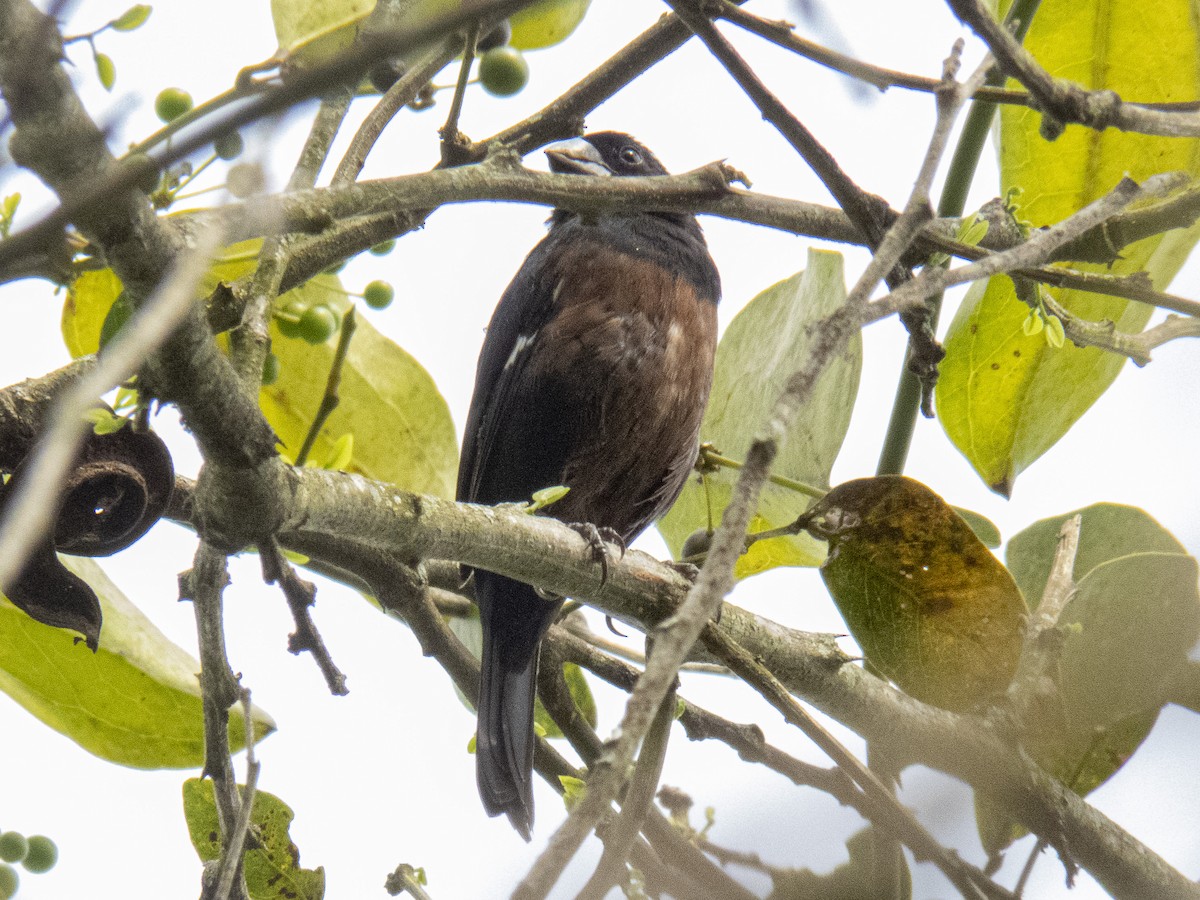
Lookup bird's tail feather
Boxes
[475,573,557,841]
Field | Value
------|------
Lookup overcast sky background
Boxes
[1,0,1198,897]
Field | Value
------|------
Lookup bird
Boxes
[457,131,721,839]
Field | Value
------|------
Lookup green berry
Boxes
[21,836,57,874]
[154,87,193,123]
[261,351,280,386]
[478,47,529,97]
[213,131,244,160]
[0,863,18,899]
[363,280,395,310]
[681,529,713,560]
[275,298,309,339]
[0,833,26,865]
[226,162,265,198]
[298,305,339,344]
[369,239,396,256]
[369,59,405,93]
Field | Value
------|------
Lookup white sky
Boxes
[1,0,1198,898]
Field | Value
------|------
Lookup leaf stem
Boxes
[295,306,357,467]
[701,448,826,500]
[875,0,1042,476]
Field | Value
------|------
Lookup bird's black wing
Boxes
[458,221,593,509]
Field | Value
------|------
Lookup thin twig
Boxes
[577,687,677,900]
[702,626,1010,900]
[216,688,262,900]
[844,43,992,309]
[288,89,354,193]
[946,0,1200,138]
[260,538,349,695]
[333,37,462,185]
[183,542,248,900]
[0,224,225,593]
[439,24,477,166]
[295,306,357,467]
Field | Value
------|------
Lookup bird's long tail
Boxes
[475,571,560,841]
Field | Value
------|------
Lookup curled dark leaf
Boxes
[1,527,102,651]
[54,427,174,556]
[0,424,173,650]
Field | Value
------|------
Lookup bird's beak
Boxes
[544,138,612,177]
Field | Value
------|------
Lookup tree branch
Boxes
[946,0,1200,137]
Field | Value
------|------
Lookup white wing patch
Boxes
[504,330,539,371]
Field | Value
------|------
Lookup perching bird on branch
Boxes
[457,131,721,839]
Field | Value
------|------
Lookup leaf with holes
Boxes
[803,476,1025,711]
[184,779,325,900]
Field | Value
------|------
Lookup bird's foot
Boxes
[568,523,625,587]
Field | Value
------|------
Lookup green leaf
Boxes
[979,505,1200,853]
[0,557,274,768]
[1006,503,1188,606]
[1058,553,1199,735]
[658,249,860,577]
[509,0,590,49]
[561,661,597,728]
[183,779,325,900]
[0,192,19,238]
[63,267,122,357]
[803,476,1025,711]
[527,485,569,512]
[559,775,586,809]
[262,278,457,497]
[60,247,457,498]
[951,505,1001,548]
[110,4,152,31]
[62,240,265,358]
[271,0,374,67]
[93,52,116,91]
[936,0,1200,495]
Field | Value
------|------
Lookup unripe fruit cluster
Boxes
[276,297,341,345]
[0,830,59,898]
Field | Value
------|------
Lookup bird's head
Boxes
[544,131,669,178]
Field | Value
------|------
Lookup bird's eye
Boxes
[619,146,643,167]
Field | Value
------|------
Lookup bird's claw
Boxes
[568,523,625,587]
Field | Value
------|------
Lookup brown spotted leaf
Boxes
[803,476,1025,711]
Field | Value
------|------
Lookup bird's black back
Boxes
[458,132,720,838]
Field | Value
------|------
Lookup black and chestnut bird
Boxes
[457,131,721,839]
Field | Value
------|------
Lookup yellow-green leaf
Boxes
[63,267,123,357]
[977,504,1200,854]
[936,0,1200,495]
[0,557,274,768]
[94,52,116,91]
[61,239,266,358]
[658,249,860,577]
[110,4,152,31]
[509,0,590,50]
[184,779,325,900]
[271,0,374,67]
[803,476,1025,711]
[262,281,457,497]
